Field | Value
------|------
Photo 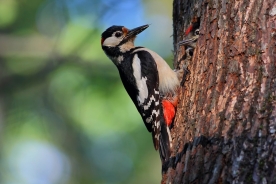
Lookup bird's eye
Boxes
[115,32,122,37]
[195,29,199,35]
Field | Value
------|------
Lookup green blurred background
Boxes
[0,0,174,183]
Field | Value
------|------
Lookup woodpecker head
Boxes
[101,25,149,56]
[178,28,199,47]
[178,17,200,48]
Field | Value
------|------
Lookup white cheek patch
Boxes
[102,37,121,47]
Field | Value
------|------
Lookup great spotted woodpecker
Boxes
[179,22,200,59]
[101,25,179,161]
[180,28,199,48]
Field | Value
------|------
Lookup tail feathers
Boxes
[158,108,172,162]
[151,131,159,150]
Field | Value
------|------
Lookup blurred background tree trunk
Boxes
[162,0,276,183]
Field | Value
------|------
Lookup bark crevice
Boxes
[163,0,276,183]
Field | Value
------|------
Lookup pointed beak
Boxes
[178,37,198,46]
[124,24,149,40]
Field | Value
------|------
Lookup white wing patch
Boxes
[132,54,148,105]
[132,48,180,95]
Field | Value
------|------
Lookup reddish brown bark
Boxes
[162,0,276,183]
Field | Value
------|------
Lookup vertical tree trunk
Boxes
[162,0,276,183]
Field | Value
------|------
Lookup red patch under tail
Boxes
[162,100,176,126]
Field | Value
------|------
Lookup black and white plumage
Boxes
[101,25,179,161]
[179,28,199,57]
[179,22,200,59]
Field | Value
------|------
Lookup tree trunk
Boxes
[162,0,276,183]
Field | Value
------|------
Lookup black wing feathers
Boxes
[117,49,170,160]
[135,51,160,150]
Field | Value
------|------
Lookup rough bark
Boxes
[162,0,276,183]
